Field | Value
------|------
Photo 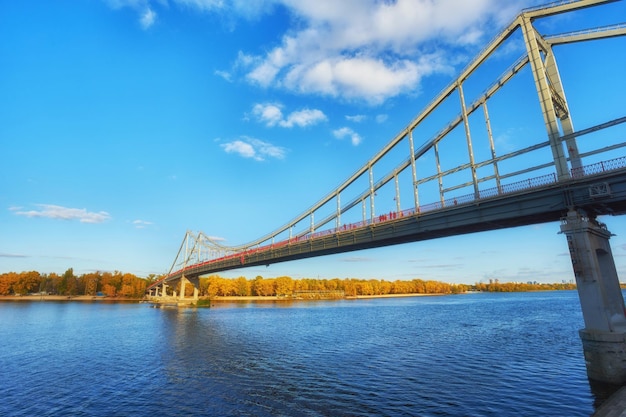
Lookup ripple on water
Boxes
[0,292,599,416]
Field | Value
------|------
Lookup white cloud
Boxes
[11,204,111,224]
[346,114,366,123]
[376,114,388,123]
[222,140,256,158]
[140,7,157,29]
[233,0,531,103]
[214,69,232,82]
[333,127,362,146]
[220,136,286,161]
[104,0,158,28]
[281,108,327,128]
[252,103,327,128]
[104,0,533,102]
[252,103,284,127]
[132,219,154,229]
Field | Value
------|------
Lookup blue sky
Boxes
[1,0,625,284]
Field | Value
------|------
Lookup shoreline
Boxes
[0,292,458,303]
[0,295,142,302]
[209,293,446,302]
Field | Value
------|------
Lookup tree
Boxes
[274,276,294,296]
[13,271,40,295]
[235,277,250,296]
[58,268,77,296]
[82,272,101,296]
[252,277,275,296]
[0,272,18,295]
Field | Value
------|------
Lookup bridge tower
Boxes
[519,2,626,384]
[561,209,626,384]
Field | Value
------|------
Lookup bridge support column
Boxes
[560,209,626,384]
[188,278,200,301]
[178,276,199,302]
[179,276,188,301]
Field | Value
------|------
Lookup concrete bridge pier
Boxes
[560,209,626,384]
[178,276,199,302]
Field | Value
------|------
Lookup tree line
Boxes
[192,275,469,298]
[0,269,577,299]
[474,280,576,293]
[186,275,576,298]
[0,269,157,298]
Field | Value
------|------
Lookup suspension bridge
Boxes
[147,0,626,384]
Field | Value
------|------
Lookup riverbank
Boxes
[209,293,442,302]
[0,292,453,303]
[0,295,142,302]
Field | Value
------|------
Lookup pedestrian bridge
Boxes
[149,0,626,289]
[147,0,626,384]
[162,155,626,282]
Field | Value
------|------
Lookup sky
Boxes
[1,0,626,284]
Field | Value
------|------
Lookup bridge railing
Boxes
[161,156,626,282]
[571,156,626,179]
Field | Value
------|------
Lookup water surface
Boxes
[0,292,603,416]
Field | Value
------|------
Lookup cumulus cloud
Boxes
[252,103,283,127]
[104,0,533,102]
[220,136,286,161]
[252,103,327,128]
[282,109,327,128]
[333,127,362,146]
[11,204,111,224]
[234,0,529,103]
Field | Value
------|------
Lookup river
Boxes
[0,291,614,416]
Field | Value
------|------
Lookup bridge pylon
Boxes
[560,209,626,384]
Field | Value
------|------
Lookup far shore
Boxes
[0,292,456,303]
[0,295,142,302]
[208,293,446,302]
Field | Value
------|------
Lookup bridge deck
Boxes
[155,160,626,286]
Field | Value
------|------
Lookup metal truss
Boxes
[167,0,626,273]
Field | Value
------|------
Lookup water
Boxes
[0,292,609,416]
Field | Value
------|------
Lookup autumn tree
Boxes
[234,277,250,296]
[274,276,294,296]
[0,272,18,295]
[251,277,275,296]
[13,271,41,295]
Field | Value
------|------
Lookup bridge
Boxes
[147,0,626,384]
